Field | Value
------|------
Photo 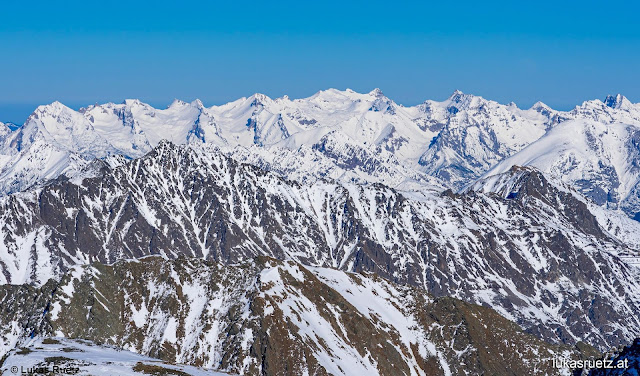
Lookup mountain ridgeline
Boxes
[1,89,640,215]
[0,141,639,351]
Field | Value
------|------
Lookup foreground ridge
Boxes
[0,257,597,376]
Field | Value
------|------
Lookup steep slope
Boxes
[468,165,640,251]
[480,119,640,219]
[0,257,595,376]
[0,142,638,351]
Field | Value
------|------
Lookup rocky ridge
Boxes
[0,142,638,352]
[0,257,597,376]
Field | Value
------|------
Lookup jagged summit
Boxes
[168,98,189,108]
[31,100,73,116]
[250,92,271,103]
[448,89,465,99]
[443,89,493,111]
[604,93,631,109]
[1,122,20,131]
[123,98,145,106]
[0,122,11,139]
[530,100,551,110]
[446,89,467,103]
[190,98,205,108]
[368,87,385,97]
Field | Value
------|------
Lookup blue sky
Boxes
[0,0,638,123]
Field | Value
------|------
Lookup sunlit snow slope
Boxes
[481,119,640,219]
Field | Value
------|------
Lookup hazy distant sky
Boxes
[1,0,638,123]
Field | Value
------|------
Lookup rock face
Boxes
[415,91,559,187]
[0,257,594,376]
[0,142,638,351]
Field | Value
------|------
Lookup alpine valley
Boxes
[1,89,639,376]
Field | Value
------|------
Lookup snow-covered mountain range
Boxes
[1,89,640,375]
[2,89,640,216]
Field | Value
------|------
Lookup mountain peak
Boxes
[33,101,75,117]
[306,88,363,102]
[530,101,550,110]
[369,88,384,97]
[447,90,482,104]
[448,90,466,101]
[42,100,66,109]
[123,99,144,107]
[190,99,204,109]
[249,93,272,106]
[604,93,631,109]
[0,122,10,138]
[445,90,488,110]
[1,122,20,132]
[530,101,554,115]
[168,99,188,108]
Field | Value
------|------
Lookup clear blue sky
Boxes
[1,0,638,123]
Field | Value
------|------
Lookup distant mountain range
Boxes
[2,89,640,215]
